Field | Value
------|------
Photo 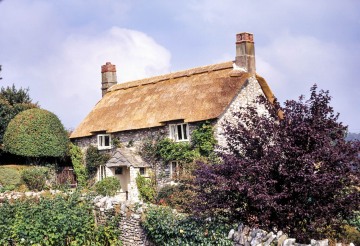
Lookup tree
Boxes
[3,108,69,161]
[192,85,360,241]
[0,84,38,144]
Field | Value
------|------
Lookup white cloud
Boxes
[0,1,171,129]
[42,27,171,129]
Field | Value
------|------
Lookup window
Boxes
[114,167,123,175]
[97,134,111,150]
[139,167,145,175]
[169,123,189,142]
[164,161,179,179]
[99,165,107,181]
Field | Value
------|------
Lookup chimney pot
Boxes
[235,32,256,74]
[101,62,116,73]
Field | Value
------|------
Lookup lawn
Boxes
[0,165,31,190]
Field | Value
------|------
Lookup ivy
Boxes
[156,138,200,163]
[69,143,87,187]
[190,121,217,157]
[85,146,110,178]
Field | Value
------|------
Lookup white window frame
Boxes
[170,161,179,178]
[99,165,107,181]
[164,161,180,179]
[169,123,189,142]
[97,134,111,150]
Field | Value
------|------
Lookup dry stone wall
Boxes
[227,223,354,246]
[94,196,150,246]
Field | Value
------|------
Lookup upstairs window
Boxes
[97,134,111,150]
[169,123,189,142]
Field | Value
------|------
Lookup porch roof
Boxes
[105,147,150,168]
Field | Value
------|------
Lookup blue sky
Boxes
[0,0,359,132]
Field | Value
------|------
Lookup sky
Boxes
[0,0,359,132]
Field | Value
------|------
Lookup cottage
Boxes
[70,32,276,201]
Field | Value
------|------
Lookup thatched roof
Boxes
[70,61,273,139]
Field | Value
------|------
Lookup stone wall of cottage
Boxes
[73,122,200,151]
[214,75,267,147]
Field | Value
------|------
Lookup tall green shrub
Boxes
[69,143,87,186]
[3,108,69,158]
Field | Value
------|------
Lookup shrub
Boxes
[94,176,120,196]
[136,173,156,202]
[85,145,110,177]
[21,166,49,191]
[192,86,360,242]
[156,183,195,213]
[142,206,233,245]
[69,143,87,186]
[0,192,121,245]
[3,108,69,159]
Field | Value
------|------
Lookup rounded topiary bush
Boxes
[3,108,69,158]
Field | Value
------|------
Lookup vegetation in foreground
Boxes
[0,192,121,246]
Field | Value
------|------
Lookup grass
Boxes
[0,165,31,190]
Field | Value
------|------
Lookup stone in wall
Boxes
[228,223,354,246]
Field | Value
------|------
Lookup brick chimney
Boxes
[235,32,255,74]
[101,62,117,97]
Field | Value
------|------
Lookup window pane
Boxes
[104,135,110,146]
[177,125,182,140]
[99,136,103,146]
[183,124,188,140]
[115,167,122,175]
[164,163,170,178]
[170,125,176,140]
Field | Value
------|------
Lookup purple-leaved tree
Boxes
[192,85,360,241]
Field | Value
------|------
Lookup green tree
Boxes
[0,84,38,144]
[3,108,69,161]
